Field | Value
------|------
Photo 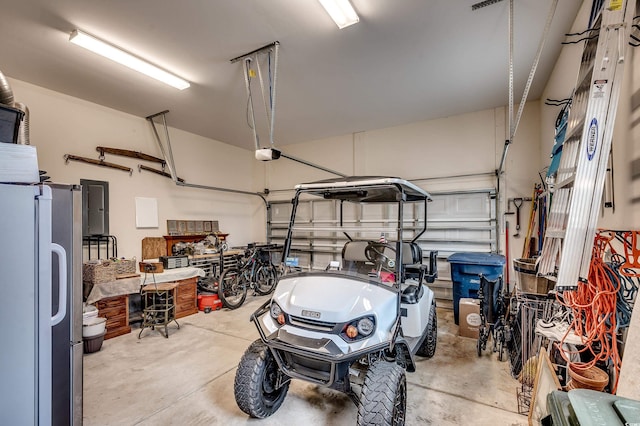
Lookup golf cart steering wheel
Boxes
[364,241,397,272]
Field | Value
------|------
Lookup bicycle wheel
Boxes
[254,264,278,295]
[219,268,248,309]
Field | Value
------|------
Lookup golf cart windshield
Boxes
[282,177,431,286]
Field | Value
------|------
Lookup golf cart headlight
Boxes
[270,302,282,318]
[270,302,285,325]
[341,316,376,341]
[356,317,375,336]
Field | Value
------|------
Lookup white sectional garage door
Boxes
[267,187,497,300]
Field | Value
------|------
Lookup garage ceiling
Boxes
[0,0,582,150]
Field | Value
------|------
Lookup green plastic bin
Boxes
[544,389,640,425]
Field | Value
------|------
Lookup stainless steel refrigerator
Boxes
[51,183,83,426]
[0,182,82,425]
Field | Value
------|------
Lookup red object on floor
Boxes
[198,294,222,311]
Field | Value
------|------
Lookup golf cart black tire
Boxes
[234,339,289,418]
[218,268,247,309]
[357,361,407,426]
[416,299,437,358]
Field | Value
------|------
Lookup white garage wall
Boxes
[262,134,355,189]
[8,78,265,262]
[353,109,500,184]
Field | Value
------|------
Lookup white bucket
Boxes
[82,316,106,337]
[83,304,98,321]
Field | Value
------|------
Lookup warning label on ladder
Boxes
[609,0,623,11]
[592,80,608,98]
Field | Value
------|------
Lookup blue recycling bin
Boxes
[448,252,506,325]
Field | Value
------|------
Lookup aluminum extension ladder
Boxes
[538,0,635,290]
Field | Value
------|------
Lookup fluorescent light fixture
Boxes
[69,29,190,90]
[318,0,359,29]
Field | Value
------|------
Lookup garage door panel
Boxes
[267,188,497,291]
[312,200,336,222]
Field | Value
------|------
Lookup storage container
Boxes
[513,258,555,295]
[568,364,609,391]
[139,261,164,273]
[82,304,98,320]
[160,255,189,269]
[83,261,116,284]
[82,316,107,337]
[458,298,481,339]
[546,389,640,425]
[83,331,105,354]
[448,252,505,324]
[0,104,24,144]
[114,258,136,275]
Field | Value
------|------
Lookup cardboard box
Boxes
[458,298,481,339]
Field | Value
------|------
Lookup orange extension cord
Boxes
[556,230,628,393]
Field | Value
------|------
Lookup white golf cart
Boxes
[234,177,438,425]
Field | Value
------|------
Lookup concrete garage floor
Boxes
[83,296,527,425]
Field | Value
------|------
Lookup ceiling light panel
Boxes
[69,29,190,90]
[318,0,359,29]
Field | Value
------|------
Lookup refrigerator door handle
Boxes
[51,243,67,326]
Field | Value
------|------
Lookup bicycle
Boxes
[218,244,280,309]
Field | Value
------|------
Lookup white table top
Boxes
[86,267,205,305]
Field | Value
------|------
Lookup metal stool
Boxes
[139,282,180,338]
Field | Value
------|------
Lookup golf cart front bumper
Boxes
[251,300,390,387]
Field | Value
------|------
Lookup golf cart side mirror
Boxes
[426,251,438,283]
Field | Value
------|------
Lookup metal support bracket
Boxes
[231,42,347,178]
[498,0,558,176]
[145,110,268,206]
[232,42,280,150]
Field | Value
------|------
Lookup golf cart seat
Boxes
[341,241,372,275]
[400,243,424,304]
[403,247,438,304]
[342,240,370,262]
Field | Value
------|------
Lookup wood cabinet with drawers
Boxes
[96,294,132,340]
[93,275,197,340]
[174,277,198,318]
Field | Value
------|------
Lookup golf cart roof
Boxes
[294,176,432,202]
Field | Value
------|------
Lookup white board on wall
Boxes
[135,197,158,228]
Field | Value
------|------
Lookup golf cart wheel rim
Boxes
[392,377,406,426]
[261,355,282,403]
